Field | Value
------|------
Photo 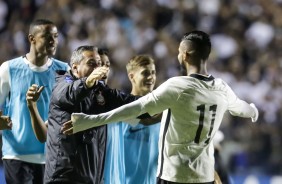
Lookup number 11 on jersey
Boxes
[194,104,217,144]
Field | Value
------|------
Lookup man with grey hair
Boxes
[27,45,140,183]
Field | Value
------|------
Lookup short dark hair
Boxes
[31,19,55,26]
[181,30,211,60]
[29,19,55,34]
[98,48,109,56]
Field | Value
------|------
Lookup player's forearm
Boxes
[28,103,47,142]
[229,100,258,122]
[72,100,144,133]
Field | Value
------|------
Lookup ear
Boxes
[183,51,189,62]
[128,72,134,82]
[72,64,78,74]
[28,34,35,44]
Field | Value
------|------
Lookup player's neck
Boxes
[186,61,208,76]
[131,89,147,96]
[26,52,49,67]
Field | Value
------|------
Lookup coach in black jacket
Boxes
[44,46,138,184]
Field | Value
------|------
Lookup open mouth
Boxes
[48,46,56,51]
[145,81,154,85]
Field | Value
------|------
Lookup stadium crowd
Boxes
[0,0,281,176]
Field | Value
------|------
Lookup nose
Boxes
[147,72,155,79]
[97,60,102,67]
[49,35,58,43]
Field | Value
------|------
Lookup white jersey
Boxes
[140,74,255,183]
[71,74,257,183]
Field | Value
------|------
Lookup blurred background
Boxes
[0,0,282,183]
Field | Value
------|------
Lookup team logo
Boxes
[96,91,105,105]
[65,76,73,83]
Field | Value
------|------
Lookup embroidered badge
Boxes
[96,91,105,105]
[65,76,73,83]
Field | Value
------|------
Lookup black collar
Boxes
[189,73,214,81]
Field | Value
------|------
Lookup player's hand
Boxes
[61,120,74,135]
[0,110,12,130]
[250,103,259,123]
[86,66,109,88]
[26,84,44,107]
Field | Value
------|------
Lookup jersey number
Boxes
[194,104,217,144]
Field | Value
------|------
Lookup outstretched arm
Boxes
[225,83,259,122]
[62,80,176,134]
[229,99,259,123]
[62,99,146,134]
[26,84,47,143]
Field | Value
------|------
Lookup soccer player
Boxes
[104,55,160,184]
[0,19,69,184]
[63,30,259,184]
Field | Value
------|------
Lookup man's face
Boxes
[130,63,156,95]
[75,50,101,78]
[100,54,111,83]
[31,24,59,57]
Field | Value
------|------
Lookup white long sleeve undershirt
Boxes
[72,97,148,133]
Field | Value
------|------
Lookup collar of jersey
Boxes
[189,73,214,81]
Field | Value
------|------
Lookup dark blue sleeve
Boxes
[104,87,151,119]
[52,75,92,110]
[105,88,138,110]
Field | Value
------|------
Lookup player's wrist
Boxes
[250,103,259,123]
[27,101,37,108]
[85,77,98,88]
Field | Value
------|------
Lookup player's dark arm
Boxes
[139,113,162,125]
[26,85,47,143]
[0,110,12,130]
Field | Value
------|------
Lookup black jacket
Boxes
[44,71,138,184]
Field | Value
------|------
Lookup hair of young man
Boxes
[29,19,55,35]
[181,30,211,61]
[98,48,109,56]
[70,45,98,66]
[126,55,155,73]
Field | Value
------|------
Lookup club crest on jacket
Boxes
[96,91,105,105]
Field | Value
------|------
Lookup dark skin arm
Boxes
[0,110,12,130]
[139,113,162,126]
[26,85,47,143]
